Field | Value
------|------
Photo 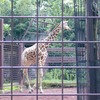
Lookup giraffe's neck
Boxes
[42,24,62,48]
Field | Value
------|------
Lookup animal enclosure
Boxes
[0,0,100,100]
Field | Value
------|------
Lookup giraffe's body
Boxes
[20,20,70,93]
[21,43,48,66]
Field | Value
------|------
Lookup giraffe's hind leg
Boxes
[31,68,43,93]
[20,68,33,93]
[23,69,34,93]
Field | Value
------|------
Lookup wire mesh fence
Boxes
[0,0,100,100]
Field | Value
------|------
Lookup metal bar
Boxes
[0,19,3,91]
[36,0,39,100]
[0,93,100,96]
[61,0,64,99]
[1,40,100,43]
[74,0,79,99]
[10,0,14,99]
[1,66,100,69]
[86,0,97,100]
[1,16,100,18]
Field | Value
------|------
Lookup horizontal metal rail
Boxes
[0,41,100,43]
[0,93,100,96]
[0,66,100,69]
[0,16,100,19]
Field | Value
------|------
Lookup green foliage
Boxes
[14,0,35,16]
[44,71,53,80]
[1,0,75,41]
[13,23,27,40]
[0,0,11,16]
[63,69,76,80]
[44,69,76,81]
[3,24,11,38]
[1,0,75,46]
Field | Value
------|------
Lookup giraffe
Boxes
[20,20,71,93]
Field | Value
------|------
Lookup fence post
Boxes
[18,43,24,84]
[18,43,24,66]
[86,0,98,100]
[0,19,3,91]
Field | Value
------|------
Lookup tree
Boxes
[1,0,75,41]
[0,0,11,16]
[14,0,35,16]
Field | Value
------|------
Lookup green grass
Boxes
[3,86,19,91]
[24,79,76,89]
[42,79,76,88]
[2,79,76,92]
[1,84,20,93]
[43,79,76,83]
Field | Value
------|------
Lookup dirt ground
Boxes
[0,88,77,100]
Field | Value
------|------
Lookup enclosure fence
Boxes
[0,0,100,100]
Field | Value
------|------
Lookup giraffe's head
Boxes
[60,20,71,30]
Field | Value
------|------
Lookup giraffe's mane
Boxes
[50,22,60,33]
[40,22,60,42]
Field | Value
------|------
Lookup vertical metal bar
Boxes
[80,3,86,93]
[11,0,14,100]
[0,19,3,91]
[36,0,39,100]
[61,0,64,100]
[73,0,80,100]
[85,0,97,100]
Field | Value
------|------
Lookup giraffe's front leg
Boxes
[38,51,47,93]
[38,68,43,93]
[26,74,34,93]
